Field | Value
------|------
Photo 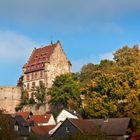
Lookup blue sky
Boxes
[0,0,140,86]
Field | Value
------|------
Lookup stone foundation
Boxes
[21,103,50,115]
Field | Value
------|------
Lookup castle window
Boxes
[27,83,30,89]
[35,72,37,79]
[31,73,34,80]
[27,74,29,81]
[32,82,35,88]
[39,81,44,86]
[40,71,43,78]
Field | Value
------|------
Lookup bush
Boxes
[15,105,23,112]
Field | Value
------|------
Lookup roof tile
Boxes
[24,44,56,73]
[32,125,55,135]
[30,114,51,124]
[16,112,30,120]
[68,118,130,136]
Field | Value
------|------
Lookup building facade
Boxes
[22,41,71,91]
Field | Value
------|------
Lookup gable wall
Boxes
[53,119,80,137]
[45,43,71,88]
[57,110,78,123]
[47,115,56,125]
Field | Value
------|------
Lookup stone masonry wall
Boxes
[0,87,21,114]
[45,42,71,88]
[21,103,50,115]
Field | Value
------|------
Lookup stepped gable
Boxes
[24,43,56,73]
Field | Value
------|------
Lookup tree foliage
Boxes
[0,110,17,140]
[79,45,140,131]
[33,84,47,104]
[48,45,140,131]
[48,73,81,111]
[21,89,29,105]
[79,63,98,85]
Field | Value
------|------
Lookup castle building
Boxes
[22,41,71,92]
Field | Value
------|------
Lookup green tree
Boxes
[82,72,120,118]
[48,73,81,111]
[21,89,29,105]
[79,63,98,85]
[114,45,140,67]
[33,84,47,104]
[79,45,140,131]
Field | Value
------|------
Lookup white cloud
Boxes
[72,52,114,72]
[72,57,97,72]
[99,52,114,61]
[0,30,39,63]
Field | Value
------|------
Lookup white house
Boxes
[56,109,78,123]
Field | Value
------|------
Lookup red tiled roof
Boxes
[31,125,55,135]
[130,131,140,140]
[30,114,52,124]
[16,112,30,120]
[24,43,56,73]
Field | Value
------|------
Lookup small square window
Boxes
[66,127,70,133]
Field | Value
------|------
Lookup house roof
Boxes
[68,118,130,136]
[14,115,30,136]
[24,43,56,73]
[32,125,56,135]
[130,131,140,140]
[30,114,52,124]
[16,112,30,120]
[56,109,79,120]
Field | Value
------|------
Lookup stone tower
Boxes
[22,41,72,93]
